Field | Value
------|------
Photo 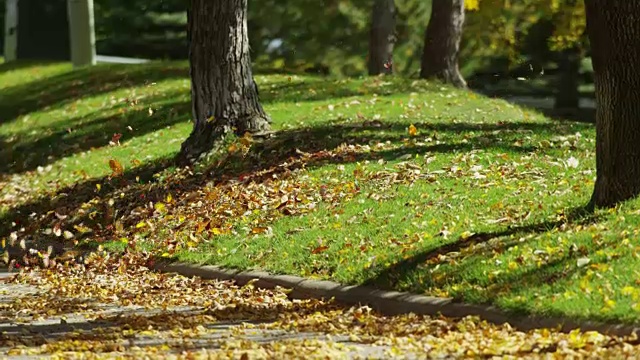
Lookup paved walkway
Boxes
[0,271,400,359]
[95,55,150,64]
[3,266,639,359]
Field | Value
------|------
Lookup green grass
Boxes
[4,60,640,326]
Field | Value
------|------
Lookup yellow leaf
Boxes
[96,183,101,191]
[460,231,475,240]
[166,194,173,203]
[408,124,418,137]
[136,221,146,229]
[239,132,253,146]
[161,252,171,257]
[604,298,616,308]
[464,0,480,11]
[508,261,518,270]
[154,202,166,212]
[622,286,636,296]
[210,227,223,235]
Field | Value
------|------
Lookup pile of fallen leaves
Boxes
[1,136,428,268]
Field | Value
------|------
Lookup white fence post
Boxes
[3,0,18,62]
[67,0,96,67]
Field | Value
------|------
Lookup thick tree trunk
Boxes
[179,0,271,164]
[368,0,396,76]
[554,47,581,109]
[585,1,640,208]
[420,0,466,88]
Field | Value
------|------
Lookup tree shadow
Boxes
[0,118,586,259]
[0,62,189,126]
[362,206,614,319]
[0,60,60,74]
[260,80,367,104]
[0,90,191,176]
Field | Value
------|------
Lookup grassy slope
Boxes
[2,61,640,325]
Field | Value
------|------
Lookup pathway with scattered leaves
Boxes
[2,254,640,359]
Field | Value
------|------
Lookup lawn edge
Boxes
[153,261,640,337]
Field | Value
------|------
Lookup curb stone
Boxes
[153,261,640,338]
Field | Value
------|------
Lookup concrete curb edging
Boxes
[154,261,640,338]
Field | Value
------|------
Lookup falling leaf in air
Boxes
[110,133,122,146]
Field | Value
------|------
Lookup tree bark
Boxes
[420,0,466,88]
[179,0,271,164]
[585,1,640,208]
[554,47,581,109]
[368,0,396,76]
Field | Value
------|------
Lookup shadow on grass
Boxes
[0,62,378,129]
[0,62,189,125]
[0,60,60,74]
[0,119,585,259]
[0,90,191,175]
[0,65,405,177]
[363,206,607,316]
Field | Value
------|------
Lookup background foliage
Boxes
[0,0,592,92]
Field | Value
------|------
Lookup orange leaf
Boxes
[251,227,269,234]
[108,159,124,177]
[408,124,418,137]
[196,221,210,234]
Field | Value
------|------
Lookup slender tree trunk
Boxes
[420,0,466,88]
[554,47,581,109]
[179,0,271,164]
[585,1,640,208]
[368,0,396,76]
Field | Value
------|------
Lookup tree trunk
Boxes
[554,47,581,109]
[420,0,466,88]
[179,0,271,164]
[368,0,396,76]
[586,1,640,208]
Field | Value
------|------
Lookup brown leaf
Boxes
[311,245,329,254]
